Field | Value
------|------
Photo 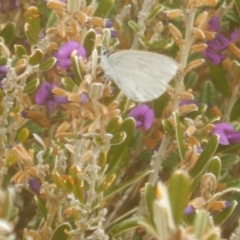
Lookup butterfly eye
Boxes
[102,48,109,56]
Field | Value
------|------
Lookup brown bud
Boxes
[47,0,66,10]
[190,43,207,53]
[196,0,218,7]
[204,31,216,40]
[194,11,208,27]
[168,23,183,41]
[192,28,205,40]
[186,59,205,72]
[165,9,184,19]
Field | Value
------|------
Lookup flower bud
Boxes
[165,9,184,19]
[190,44,207,53]
[196,0,218,7]
[192,28,205,40]
[186,59,205,72]
[47,0,66,10]
[194,11,208,27]
[89,83,104,100]
[168,23,183,41]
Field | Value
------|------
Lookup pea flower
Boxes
[129,104,154,131]
[184,205,195,215]
[35,83,69,110]
[104,20,118,38]
[203,16,240,65]
[80,92,88,104]
[212,122,240,145]
[0,65,7,80]
[55,41,86,70]
[28,178,41,195]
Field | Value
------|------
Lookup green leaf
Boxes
[61,77,76,91]
[206,156,221,181]
[184,71,199,90]
[145,183,156,225]
[107,117,135,174]
[0,56,7,66]
[224,176,240,187]
[102,29,112,49]
[162,151,180,171]
[97,173,116,193]
[218,142,240,153]
[168,170,191,226]
[67,0,80,14]
[0,22,15,45]
[221,154,240,169]
[204,231,220,240]
[39,57,57,71]
[235,0,240,16]
[230,98,240,121]
[208,62,230,97]
[128,20,140,32]
[50,223,72,240]
[173,112,185,161]
[104,170,152,199]
[2,188,14,221]
[224,9,240,23]
[94,0,114,18]
[24,7,41,45]
[147,4,163,20]
[190,135,219,178]
[162,119,175,138]
[153,93,170,118]
[108,216,149,238]
[106,116,122,134]
[46,10,58,28]
[138,149,153,163]
[83,29,96,58]
[16,128,29,143]
[110,132,126,145]
[35,196,48,219]
[24,23,38,45]
[213,200,238,225]
[198,81,218,105]
[139,37,172,50]
[14,45,27,59]
[28,49,44,65]
[193,210,209,239]
[71,55,84,85]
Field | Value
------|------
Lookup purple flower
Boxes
[208,16,221,31]
[29,178,41,195]
[35,83,69,110]
[0,0,19,13]
[104,19,113,28]
[0,65,7,89]
[55,41,86,70]
[129,104,154,131]
[184,205,195,215]
[224,201,231,209]
[212,123,240,145]
[80,92,88,104]
[203,16,240,65]
[110,30,118,38]
[0,65,7,79]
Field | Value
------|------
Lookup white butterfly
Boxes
[101,50,178,102]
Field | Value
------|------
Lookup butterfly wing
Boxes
[104,50,178,102]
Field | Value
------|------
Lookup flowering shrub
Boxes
[1,0,240,240]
